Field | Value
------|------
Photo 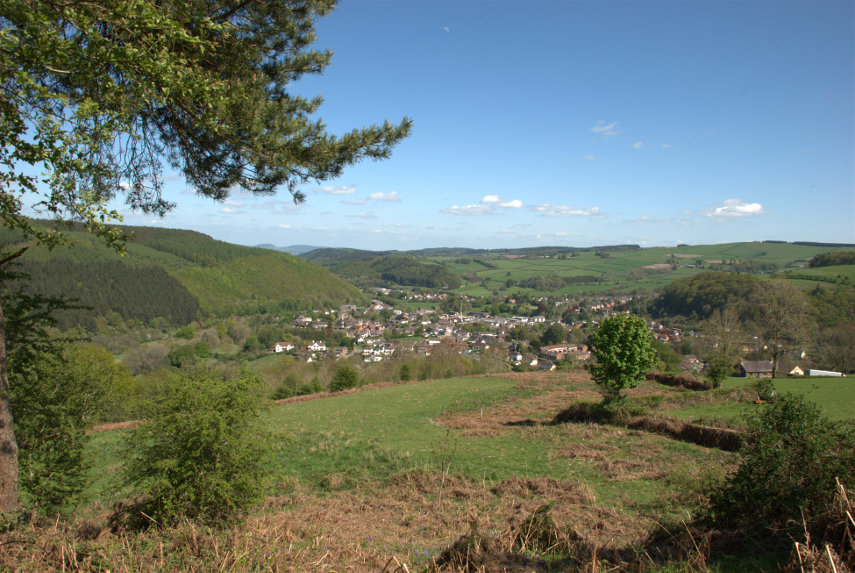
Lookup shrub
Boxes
[329,365,360,392]
[709,392,855,532]
[704,353,733,388]
[11,342,134,514]
[123,368,269,527]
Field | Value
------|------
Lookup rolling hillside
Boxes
[3,222,367,327]
[294,241,855,297]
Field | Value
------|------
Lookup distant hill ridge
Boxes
[3,222,366,328]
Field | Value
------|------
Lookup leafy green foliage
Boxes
[704,353,733,388]
[651,339,683,373]
[709,392,855,532]
[123,369,269,527]
[648,272,761,321]
[808,250,855,268]
[11,341,133,514]
[0,1,411,247]
[586,314,657,401]
[540,323,567,346]
[329,365,361,392]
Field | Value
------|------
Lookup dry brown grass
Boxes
[0,469,658,572]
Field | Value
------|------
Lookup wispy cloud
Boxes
[316,185,357,195]
[441,204,493,216]
[368,191,401,202]
[349,211,377,219]
[591,121,619,137]
[632,215,672,223]
[341,199,367,205]
[277,223,291,229]
[531,204,601,217]
[661,143,674,149]
[583,154,596,161]
[632,141,643,149]
[704,199,765,218]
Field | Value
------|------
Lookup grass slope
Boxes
[65,370,855,571]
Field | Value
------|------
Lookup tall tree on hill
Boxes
[752,281,810,377]
[0,0,411,513]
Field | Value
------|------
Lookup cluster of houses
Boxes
[271,299,607,367]
[267,297,845,377]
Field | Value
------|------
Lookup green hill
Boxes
[303,249,462,289]
[299,241,855,299]
[4,222,367,327]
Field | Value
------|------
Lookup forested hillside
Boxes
[303,249,462,289]
[4,221,367,327]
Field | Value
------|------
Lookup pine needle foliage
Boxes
[123,368,269,527]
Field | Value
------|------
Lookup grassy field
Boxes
[669,375,855,424]
[435,242,855,298]
[32,370,855,571]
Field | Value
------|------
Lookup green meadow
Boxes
[434,242,854,297]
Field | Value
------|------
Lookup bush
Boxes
[709,392,855,532]
[123,368,269,527]
[11,342,134,514]
[329,365,360,392]
[704,353,733,388]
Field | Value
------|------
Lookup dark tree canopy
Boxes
[0,0,411,247]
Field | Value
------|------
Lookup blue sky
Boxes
[117,0,854,251]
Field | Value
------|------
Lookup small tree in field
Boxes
[329,365,360,392]
[586,314,656,403]
[123,368,268,527]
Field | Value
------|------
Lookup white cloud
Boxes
[368,191,401,202]
[661,143,674,149]
[349,212,377,219]
[531,204,601,217]
[632,141,643,149]
[442,25,450,32]
[705,199,765,218]
[316,185,357,195]
[278,224,291,229]
[583,154,596,161]
[342,199,367,205]
[591,121,619,137]
[441,204,493,216]
[220,207,239,214]
[480,195,522,208]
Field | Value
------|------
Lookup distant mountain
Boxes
[3,222,367,329]
[255,244,326,256]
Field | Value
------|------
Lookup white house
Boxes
[272,342,295,353]
[307,341,327,352]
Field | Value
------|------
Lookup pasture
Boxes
[435,242,855,298]
[64,370,853,571]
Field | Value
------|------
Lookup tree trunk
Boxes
[0,249,25,515]
[0,290,18,514]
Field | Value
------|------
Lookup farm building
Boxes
[738,360,774,378]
